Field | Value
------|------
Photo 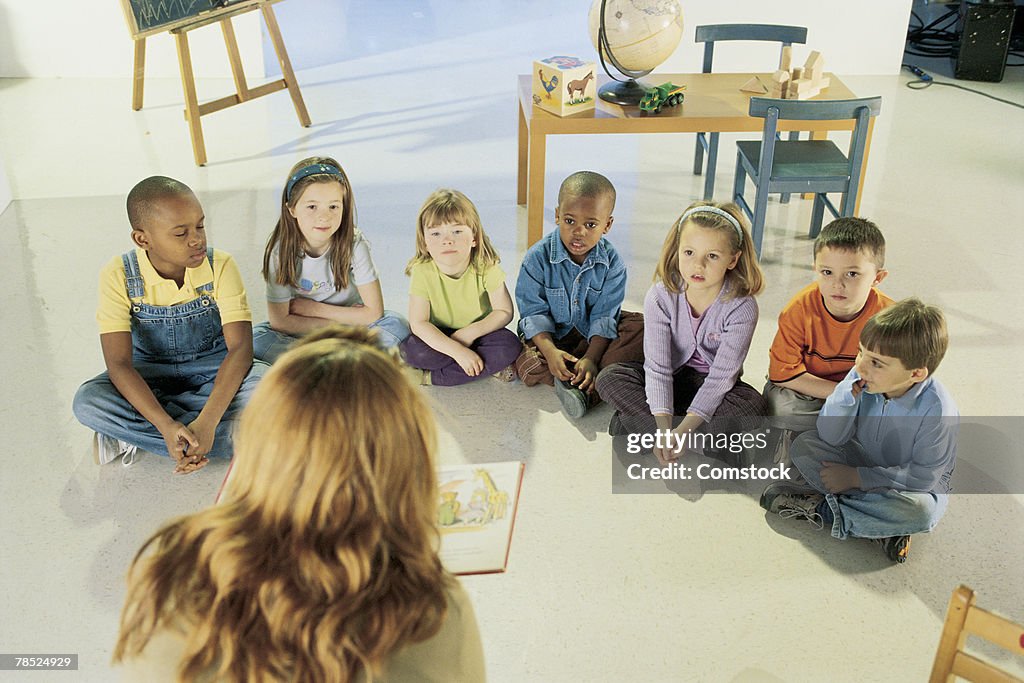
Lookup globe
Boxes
[588,0,684,105]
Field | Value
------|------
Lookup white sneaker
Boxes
[92,433,138,467]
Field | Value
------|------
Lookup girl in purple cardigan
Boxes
[596,201,766,464]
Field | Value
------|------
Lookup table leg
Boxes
[174,32,207,166]
[853,118,874,215]
[527,129,546,246]
[517,101,528,206]
[132,38,146,111]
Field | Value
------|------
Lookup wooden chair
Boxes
[693,23,807,201]
[732,95,881,258]
[929,585,1024,682]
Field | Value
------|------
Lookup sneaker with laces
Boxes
[554,379,589,419]
[873,535,911,564]
[492,363,517,382]
[92,433,138,467]
[760,482,825,530]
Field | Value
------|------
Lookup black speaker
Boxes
[954,0,1017,81]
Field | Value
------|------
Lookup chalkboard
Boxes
[119,0,251,38]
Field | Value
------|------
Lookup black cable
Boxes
[902,64,1024,108]
[906,7,960,58]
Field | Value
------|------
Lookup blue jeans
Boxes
[252,310,410,363]
[791,431,948,539]
[73,354,267,459]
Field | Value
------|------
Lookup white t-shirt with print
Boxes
[265,230,380,306]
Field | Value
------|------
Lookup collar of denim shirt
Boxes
[546,229,611,268]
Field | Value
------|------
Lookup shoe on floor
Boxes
[492,363,517,382]
[93,432,138,467]
[874,535,911,564]
[402,364,431,386]
[555,379,588,419]
[760,482,825,530]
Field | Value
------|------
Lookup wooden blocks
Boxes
[532,56,596,116]
[767,49,830,100]
[739,76,768,94]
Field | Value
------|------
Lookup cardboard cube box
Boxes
[532,56,596,116]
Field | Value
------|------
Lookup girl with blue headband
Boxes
[596,201,767,464]
[253,156,410,362]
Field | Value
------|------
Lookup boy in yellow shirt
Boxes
[73,176,266,473]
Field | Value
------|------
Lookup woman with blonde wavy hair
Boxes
[114,326,485,682]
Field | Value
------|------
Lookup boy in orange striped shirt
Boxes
[764,218,892,435]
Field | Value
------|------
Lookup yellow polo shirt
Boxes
[96,248,251,335]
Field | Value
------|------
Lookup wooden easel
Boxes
[130,0,310,166]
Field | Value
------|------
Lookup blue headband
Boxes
[286,163,346,201]
[679,206,743,244]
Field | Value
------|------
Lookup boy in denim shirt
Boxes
[73,176,266,473]
[515,171,643,419]
[760,299,957,563]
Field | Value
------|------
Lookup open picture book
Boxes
[436,460,525,575]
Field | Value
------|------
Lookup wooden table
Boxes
[516,73,872,245]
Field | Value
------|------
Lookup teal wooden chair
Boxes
[693,23,807,202]
[732,96,882,258]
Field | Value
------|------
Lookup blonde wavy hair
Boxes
[405,188,501,275]
[113,326,449,682]
[654,200,765,298]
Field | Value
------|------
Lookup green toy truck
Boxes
[639,82,686,114]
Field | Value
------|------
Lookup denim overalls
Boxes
[73,249,266,459]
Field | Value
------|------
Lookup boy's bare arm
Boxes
[100,332,199,462]
[191,321,254,454]
[777,373,838,399]
[101,332,179,436]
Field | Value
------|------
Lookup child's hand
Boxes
[186,417,216,458]
[161,422,208,473]
[820,461,860,493]
[450,328,477,348]
[543,349,577,382]
[572,358,598,393]
[289,297,318,317]
[453,347,484,377]
[851,379,866,399]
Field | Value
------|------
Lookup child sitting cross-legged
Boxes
[515,171,644,419]
[400,189,521,386]
[760,299,958,564]
[73,176,266,474]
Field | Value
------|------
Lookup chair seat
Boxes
[737,140,850,179]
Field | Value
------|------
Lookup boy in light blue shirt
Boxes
[760,298,957,563]
[515,171,643,419]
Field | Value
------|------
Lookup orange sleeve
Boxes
[768,297,808,382]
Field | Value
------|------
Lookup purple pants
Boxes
[400,327,522,386]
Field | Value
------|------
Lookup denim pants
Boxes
[791,431,949,540]
[73,249,266,459]
[252,310,410,363]
[400,327,521,386]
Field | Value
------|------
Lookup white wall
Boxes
[2,0,911,79]
[0,0,264,78]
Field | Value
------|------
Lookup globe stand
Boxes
[598,79,648,106]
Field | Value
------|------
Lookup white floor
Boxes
[1,8,1023,683]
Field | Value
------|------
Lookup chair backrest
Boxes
[929,585,1024,683]
[694,23,808,73]
[750,95,880,177]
